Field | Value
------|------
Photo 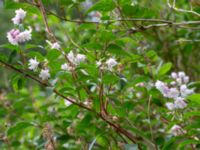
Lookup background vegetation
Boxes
[0,0,200,149]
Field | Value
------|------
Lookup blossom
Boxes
[7,29,20,45]
[46,40,60,50]
[106,58,118,71]
[67,51,76,63]
[180,85,194,97]
[155,80,170,97]
[75,54,86,65]
[12,8,26,25]
[174,97,187,109]
[64,100,72,107]
[178,71,186,78]
[28,57,39,71]
[39,69,50,80]
[165,102,175,110]
[167,88,179,99]
[17,27,32,43]
[7,27,32,45]
[170,125,185,136]
[183,76,189,84]
[61,63,71,71]
[67,51,86,65]
[171,72,177,79]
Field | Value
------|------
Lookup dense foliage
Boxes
[0,0,200,149]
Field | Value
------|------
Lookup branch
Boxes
[0,59,140,144]
[167,0,200,17]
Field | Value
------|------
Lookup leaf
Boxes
[7,122,34,136]
[46,49,61,61]
[88,138,97,150]
[158,62,172,76]
[86,0,115,13]
[187,94,200,104]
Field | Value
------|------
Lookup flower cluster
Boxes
[12,8,26,25]
[61,51,86,71]
[7,8,32,45]
[155,71,194,110]
[170,124,186,136]
[28,58,50,81]
[96,58,118,71]
[46,40,61,50]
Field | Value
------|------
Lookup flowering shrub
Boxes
[0,0,200,150]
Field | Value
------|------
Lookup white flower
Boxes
[64,100,72,107]
[136,92,142,98]
[7,29,20,45]
[178,71,186,78]
[174,97,187,109]
[28,57,39,71]
[165,102,175,110]
[75,54,86,65]
[106,58,118,71]
[170,81,176,86]
[39,69,50,80]
[17,27,32,43]
[171,72,177,79]
[155,80,170,97]
[46,41,61,50]
[67,51,76,63]
[183,76,189,84]
[12,8,26,25]
[61,63,71,71]
[67,51,86,65]
[180,85,194,97]
[176,77,182,85]
[96,61,101,67]
[168,88,179,99]
[170,125,184,136]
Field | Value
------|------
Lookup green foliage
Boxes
[0,0,199,150]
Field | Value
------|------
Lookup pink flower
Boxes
[12,8,26,25]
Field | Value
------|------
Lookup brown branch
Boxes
[0,59,140,144]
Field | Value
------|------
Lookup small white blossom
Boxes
[176,77,182,85]
[61,63,71,71]
[106,58,118,71]
[75,54,86,65]
[7,27,32,45]
[7,29,20,45]
[39,69,50,80]
[64,100,72,107]
[155,80,170,97]
[180,85,194,97]
[67,51,76,63]
[17,27,32,43]
[12,8,26,25]
[178,71,186,78]
[165,102,175,110]
[96,61,101,67]
[168,88,179,99]
[183,76,189,84]
[170,125,185,136]
[47,41,60,50]
[28,57,39,71]
[171,72,177,79]
[174,97,187,109]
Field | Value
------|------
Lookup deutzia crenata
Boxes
[39,69,50,81]
[106,58,118,71]
[28,58,39,71]
[12,8,26,25]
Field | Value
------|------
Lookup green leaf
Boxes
[7,122,34,136]
[158,62,172,76]
[187,94,200,104]
[86,0,115,13]
[46,49,61,61]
